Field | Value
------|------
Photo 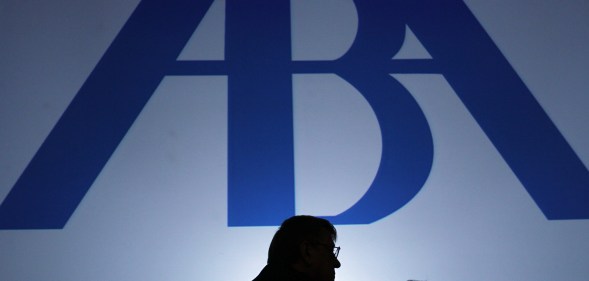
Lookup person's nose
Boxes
[334,257,341,268]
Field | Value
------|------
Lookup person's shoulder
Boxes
[252,263,307,281]
[252,264,275,281]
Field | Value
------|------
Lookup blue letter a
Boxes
[0,0,216,229]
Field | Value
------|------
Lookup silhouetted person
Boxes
[252,215,341,281]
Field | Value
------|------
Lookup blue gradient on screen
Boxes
[0,0,588,280]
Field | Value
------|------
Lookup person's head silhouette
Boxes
[253,215,341,281]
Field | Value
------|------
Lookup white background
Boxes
[1,0,588,280]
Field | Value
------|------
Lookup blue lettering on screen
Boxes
[0,0,587,229]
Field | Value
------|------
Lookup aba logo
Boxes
[1,0,587,229]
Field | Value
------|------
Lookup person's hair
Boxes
[267,215,337,265]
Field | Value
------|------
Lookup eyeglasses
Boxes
[333,246,341,258]
[313,242,341,258]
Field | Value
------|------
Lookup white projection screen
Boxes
[1,1,588,280]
